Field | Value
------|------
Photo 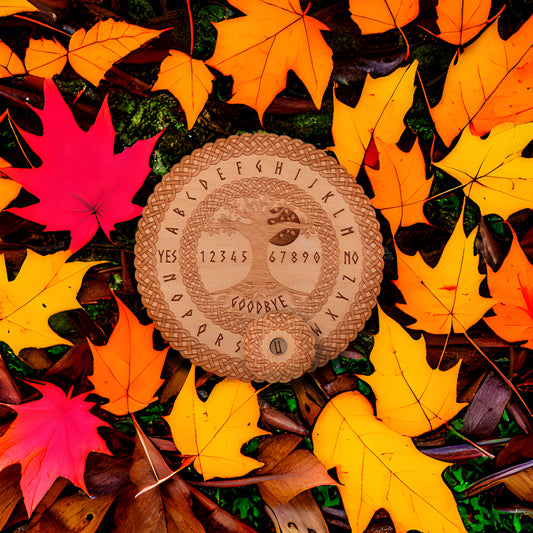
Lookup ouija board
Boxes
[135,134,383,382]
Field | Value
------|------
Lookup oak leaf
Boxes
[0,40,25,77]
[349,0,419,34]
[206,0,332,123]
[394,210,495,334]
[68,19,163,86]
[331,61,417,178]
[484,233,533,348]
[4,80,162,251]
[24,37,67,78]
[365,136,432,233]
[165,366,269,480]
[88,293,168,416]
[0,381,110,515]
[434,122,533,219]
[0,249,101,355]
[359,306,465,436]
[431,16,533,146]
[313,391,467,533]
[0,0,38,17]
[152,50,214,129]
[435,0,493,45]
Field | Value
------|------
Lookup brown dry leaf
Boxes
[365,137,432,234]
[25,493,115,533]
[359,306,465,437]
[349,0,419,34]
[394,210,495,334]
[152,50,214,129]
[0,465,22,530]
[0,41,25,78]
[206,0,332,123]
[68,19,163,86]
[313,391,467,532]
[496,434,533,502]
[256,435,336,506]
[265,491,328,533]
[87,293,168,416]
[431,16,533,146]
[331,61,417,178]
[435,0,494,45]
[24,37,67,78]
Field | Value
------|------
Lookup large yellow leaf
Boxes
[431,16,533,146]
[0,41,25,78]
[68,19,163,86]
[24,37,68,78]
[359,306,466,436]
[365,136,432,233]
[394,210,495,334]
[349,0,419,34]
[0,250,101,355]
[313,391,467,533]
[484,233,533,349]
[152,50,214,129]
[331,61,417,178]
[435,0,493,45]
[0,0,37,17]
[434,122,533,219]
[88,293,168,416]
[165,366,269,480]
[206,0,332,123]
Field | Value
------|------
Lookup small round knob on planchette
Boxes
[242,311,315,383]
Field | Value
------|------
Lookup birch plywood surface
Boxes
[135,134,383,382]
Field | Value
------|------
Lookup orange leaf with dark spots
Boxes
[88,293,168,415]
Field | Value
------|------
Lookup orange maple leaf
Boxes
[88,293,168,415]
[206,0,332,123]
[0,40,25,78]
[394,209,495,334]
[349,0,419,34]
[152,50,214,129]
[365,136,432,234]
[484,232,533,349]
[434,0,494,45]
[431,15,533,146]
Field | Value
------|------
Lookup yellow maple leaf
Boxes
[394,209,495,334]
[349,0,419,34]
[0,156,21,212]
[152,50,214,129]
[206,0,332,123]
[68,19,163,86]
[359,306,466,436]
[0,250,101,355]
[0,40,25,78]
[313,391,467,533]
[435,0,493,45]
[88,293,168,416]
[366,136,432,234]
[165,366,269,480]
[431,16,533,146]
[24,37,68,78]
[331,61,417,178]
[434,122,533,219]
[0,0,37,17]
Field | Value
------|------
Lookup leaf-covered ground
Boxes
[0,0,533,532]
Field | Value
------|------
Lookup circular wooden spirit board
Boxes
[135,134,383,382]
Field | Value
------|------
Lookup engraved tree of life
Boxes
[207,195,315,304]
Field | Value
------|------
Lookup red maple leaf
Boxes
[5,80,162,251]
[0,381,111,515]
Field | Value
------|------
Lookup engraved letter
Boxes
[309,323,322,336]
[321,190,334,203]
[197,324,207,336]
[215,333,223,346]
[217,167,226,181]
[171,294,183,301]
[166,227,179,235]
[341,226,354,236]
[275,161,283,175]
[163,273,176,282]
[173,208,185,216]
[199,179,208,190]
[236,161,242,174]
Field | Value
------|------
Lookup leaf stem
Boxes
[186,0,194,56]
